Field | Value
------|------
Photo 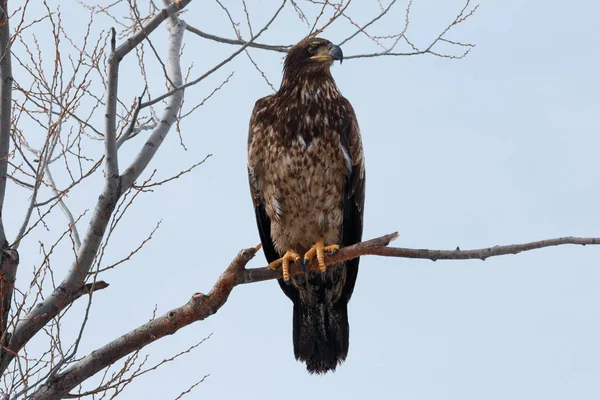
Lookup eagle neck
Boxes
[278,70,341,104]
[275,70,343,145]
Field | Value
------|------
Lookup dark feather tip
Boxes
[307,271,320,280]
[299,258,309,272]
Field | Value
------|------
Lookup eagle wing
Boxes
[247,95,283,263]
[338,97,365,302]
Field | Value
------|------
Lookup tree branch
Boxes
[44,164,82,250]
[0,0,194,376]
[104,28,120,178]
[368,234,600,261]
[119,4,187,191]
[105,0,193,178]
[0,0,12,245]
[0,2,18,384]
[184,24,289,53]
[0,248,18,351]
[30,231,600,398]
[29,246,259,400]
[138,0,288,111]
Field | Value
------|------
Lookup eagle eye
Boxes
[308,45,318,54]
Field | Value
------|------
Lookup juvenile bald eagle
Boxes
[248,37,365,374]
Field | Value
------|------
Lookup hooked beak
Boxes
[328,44,343,64]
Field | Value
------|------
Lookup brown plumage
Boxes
[247,37,365,373]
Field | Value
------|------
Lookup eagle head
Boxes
[283,38,343,78]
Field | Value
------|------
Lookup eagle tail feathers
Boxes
[292,293,350,374]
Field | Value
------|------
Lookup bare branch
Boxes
[60,338,209,399]
[0,6,18,382]
[184,24,288,53]
[104,27,120,178]
[1,248,18,350]
[309,0,353,38]
[0,0,193,376]
[28,246,259,400]
[178,73,233,120]
[119,2,188,190]
[140,0,288,110]
[173,374,209,400]
[71,280,109,302]
[127,0,176,88]
[106,0,194,178]
[338,0,398,47]
[95,220,161,273]
[44,164,81,250]
[344,0,477,60]
[0,1,13,245]
[116,86,148,149]
[368,234,600,261]
[132,154,211,190]
[29,231,600,398]
[5,280,109,400]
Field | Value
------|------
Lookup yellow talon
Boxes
[304,239,339,272]
[268,250,301,281]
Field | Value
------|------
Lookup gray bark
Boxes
[0,1,12,245]
[0,248,18,350]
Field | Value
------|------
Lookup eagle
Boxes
[247,37,365,374]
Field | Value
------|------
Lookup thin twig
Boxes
[141,0,288,109]
[184,24,288,52]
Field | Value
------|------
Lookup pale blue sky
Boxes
[5,0,600,399]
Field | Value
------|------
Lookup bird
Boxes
[247,37,365,374]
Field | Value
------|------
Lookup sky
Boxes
[4,0,600,399]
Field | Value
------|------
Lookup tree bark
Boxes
[0,0,13,245]
[0,248,18,351]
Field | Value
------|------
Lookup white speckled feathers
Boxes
[248,91,351,254]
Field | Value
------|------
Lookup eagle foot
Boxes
[268,250,302,281]
[303,239,339,272]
